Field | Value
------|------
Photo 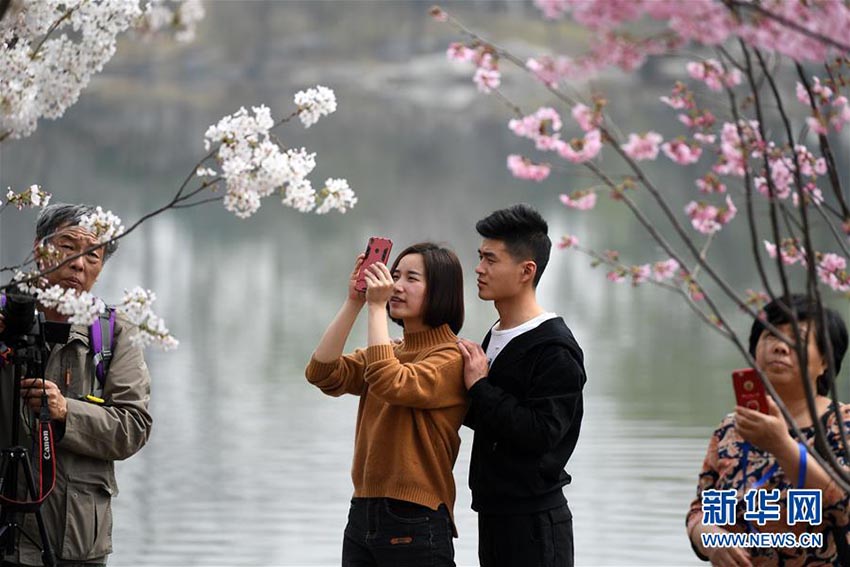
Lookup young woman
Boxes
[305,242,467,567]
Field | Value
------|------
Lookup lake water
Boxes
[1,2,845,565]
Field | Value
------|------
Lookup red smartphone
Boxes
[355,237,393,293]
[732,368,769,414]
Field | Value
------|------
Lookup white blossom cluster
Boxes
[35,285,106,326]
[117,287,178,350]
[294,85,337,128]
[202,99,355,218]
[316,178,358,214]
[136,0,205,43]
[0,1,143,139]
[78,206,125,244]
[5,184,52,210]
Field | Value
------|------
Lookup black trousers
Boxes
[2,563,105,567]
[478,502,574,567]
[342,497,455,567]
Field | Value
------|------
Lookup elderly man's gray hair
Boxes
[35,203,119,262]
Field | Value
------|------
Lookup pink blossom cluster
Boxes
[684,196,737,234]
[557,234,580,249]
[560,190,597,210]
[621,132,662,161]
[529,0,850,68]
[817,253,850,292]
[678,109,716,131]
[695,173,726,194]
[686,59,742,92]
[557,130,603,164]
[713,121,763,177]
[661,82,696,111]
[605,258,679,287]
[763,239,806,266]
[507,155,552,182]
[792,183,825,208]
[653,259,680,282]
[446,42,501,93]
[754,155,795,200]
[796,77,850,133]
[752,144,826,202]
[572,103,601,132]
[662,139,702,165]
[508,107,563,150]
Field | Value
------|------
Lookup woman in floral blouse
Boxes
[687,294,850,566]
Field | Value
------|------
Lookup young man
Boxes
[457,203,586,567]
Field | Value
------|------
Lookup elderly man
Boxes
[0,203,152,567]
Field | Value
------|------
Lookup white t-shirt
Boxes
[485,312,558,365]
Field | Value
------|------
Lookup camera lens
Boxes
[2,293,36,338]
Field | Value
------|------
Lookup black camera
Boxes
[1,292,70,347]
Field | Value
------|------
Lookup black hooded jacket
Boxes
[466,316,586,514]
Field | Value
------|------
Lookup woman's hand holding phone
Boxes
[348,254,367,304]
[363,262,394,306]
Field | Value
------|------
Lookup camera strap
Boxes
[0,402,57,512]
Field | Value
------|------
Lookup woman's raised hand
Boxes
[364,262,394,306]
[347,254,367,303]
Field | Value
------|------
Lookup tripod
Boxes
[0,340,57,567]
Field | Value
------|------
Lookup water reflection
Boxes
[1,1,843,565]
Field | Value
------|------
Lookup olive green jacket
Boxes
[0,315,152,565]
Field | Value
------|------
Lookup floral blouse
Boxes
[687,403,850,566]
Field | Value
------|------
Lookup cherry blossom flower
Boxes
[5,185,52,210]
[763,239,807,265]
[447,42,477,63]
[630,264,652,286]
[533,0,569,20]
[686,59,741,91]
[560,190,597,210]
[316,179,358,214]
[507,155,552,182]
[660,82,695,110]
[572,103,600,132]
[662,139,702,165]
[78,206,125,244]
[557,234,579,249]
[621,132,662,161]
[606,269,627,283]
[36,286,105,327]
[294,85,337,128]
[118,287,179,350]
[792,183,825,207]
[817,253,850,292]
[684,196,737,234]
[695,173,727,194]
[474,67,501,93]
[653,259,680,281]
[556,129,602,164]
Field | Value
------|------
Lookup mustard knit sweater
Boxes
[305,324,468,530]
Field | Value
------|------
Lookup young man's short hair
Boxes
[476,203,551,287]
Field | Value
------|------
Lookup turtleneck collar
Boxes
[401,323,457,351]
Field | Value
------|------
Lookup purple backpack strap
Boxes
[90,307,116,391]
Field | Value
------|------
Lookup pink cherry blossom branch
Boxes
[725,0,850,55]
[795,64,850,220]
[567,241,732,338]
[741,43,850,486]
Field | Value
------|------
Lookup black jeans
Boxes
[342,497,455,567]
[2,563,105,567]
[478,502,574,567]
